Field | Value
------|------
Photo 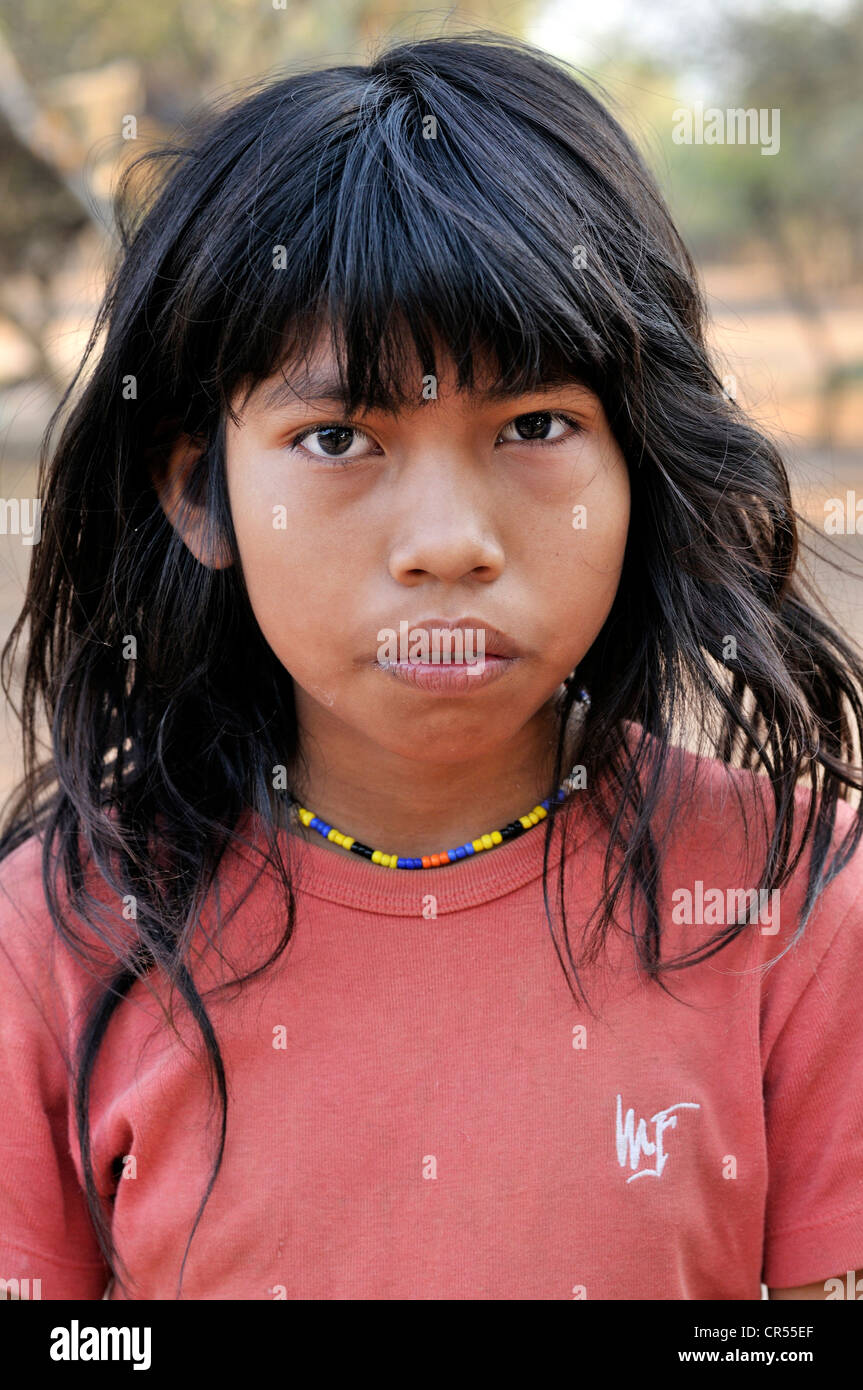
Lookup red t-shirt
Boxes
[1,736,862,1299]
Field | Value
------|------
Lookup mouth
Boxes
[375,616,521,660]
[371,617,522,694]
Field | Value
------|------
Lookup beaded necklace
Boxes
[288,686,590,870]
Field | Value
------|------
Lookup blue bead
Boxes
[412,858,423,869]
[448,849,458,862]
[556,789,566,801]
[540,798,550,808]
[455,846,466,859]
[464,843,475,855]
[396,857,408,869]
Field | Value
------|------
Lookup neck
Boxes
[284,689,586,860]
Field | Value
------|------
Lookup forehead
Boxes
[241,342,598,419]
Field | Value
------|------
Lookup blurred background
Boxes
[1,0,862,799]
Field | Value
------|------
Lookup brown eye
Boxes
[516,412,554,439]
[307,426,356,456]
[289,423,380,462]
[497,412,582,444]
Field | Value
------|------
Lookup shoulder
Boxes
[627,722,862,883]
[620,722,798,852]
[0,827,124,1035]
[615,723,863,968]
[0,830,73,1065]
[0,830,52,968]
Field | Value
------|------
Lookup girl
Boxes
[0,31,861,1303]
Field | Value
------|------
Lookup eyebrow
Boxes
[257,367,594,415]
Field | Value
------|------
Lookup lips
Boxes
[376,617,522,662]
[382,656,515,694]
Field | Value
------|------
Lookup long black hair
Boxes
[2,29,862,1298]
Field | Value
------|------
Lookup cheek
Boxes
[578,460,630,583]
[227,455,349,674]
[228,445,374,575]
[530,448,630,631]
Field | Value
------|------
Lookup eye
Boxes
[496,411,583,445]
[289,423,380,461]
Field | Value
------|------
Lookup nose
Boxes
[386,456,505,586]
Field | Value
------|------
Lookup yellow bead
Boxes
[481,833,494,849]
[389,856,398,868]
[534,806,547,819]
[472,838,484,852]
[491,830,503,845]
[528,812,539,825]
[372,850,382,864]
[519,815,532,828]
[298,807,312,825]
[328,828,338,840]
[342,836,354,849]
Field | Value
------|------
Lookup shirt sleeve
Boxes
[0,850,111,1299]
[760,885,863,1289]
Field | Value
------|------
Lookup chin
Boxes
[367,718,524,767]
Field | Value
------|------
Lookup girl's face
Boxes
[166,339,630,768]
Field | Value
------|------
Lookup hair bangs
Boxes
[228,63,616,421]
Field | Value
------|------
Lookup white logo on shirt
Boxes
[615,1093,701,1182]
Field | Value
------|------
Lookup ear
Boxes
[149,431,232,570]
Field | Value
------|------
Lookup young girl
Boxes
[1,31,861,1303]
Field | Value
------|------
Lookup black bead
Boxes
[500,823,525,840]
